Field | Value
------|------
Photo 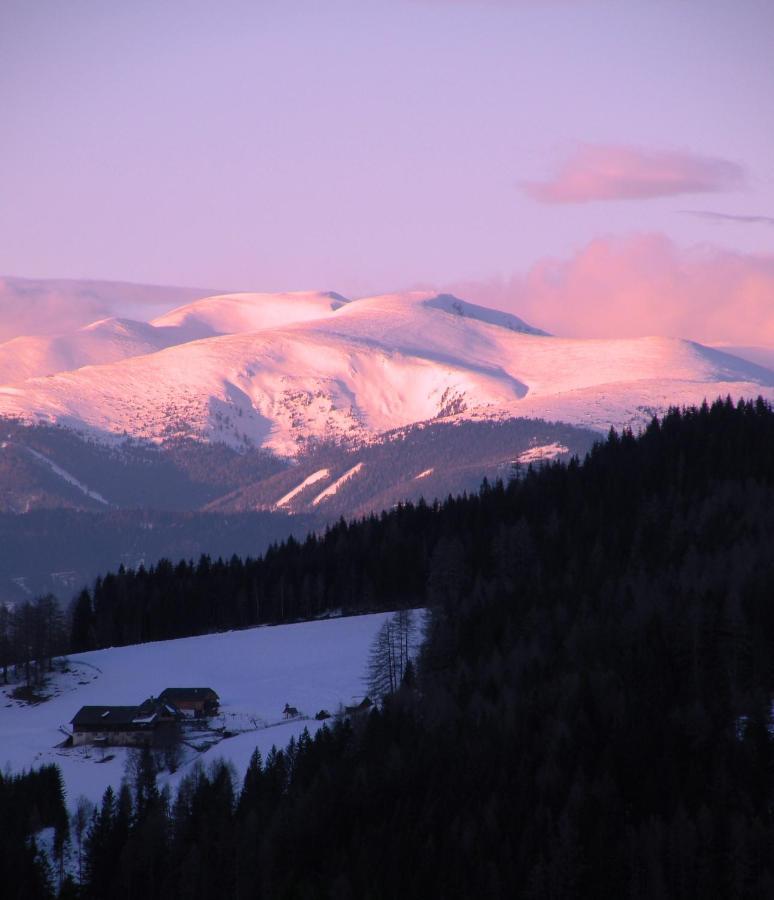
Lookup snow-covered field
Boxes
[0,612,396,808]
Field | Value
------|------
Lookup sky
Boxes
[1,0,772,342]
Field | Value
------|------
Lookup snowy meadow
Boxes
[0,612,396,809]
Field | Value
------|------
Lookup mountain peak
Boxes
[151,290,351,335]
[421,293,549,336]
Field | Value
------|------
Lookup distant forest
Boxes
[6,397,774,898]
[0,414,593,604]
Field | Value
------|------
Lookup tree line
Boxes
[0,594,65,688]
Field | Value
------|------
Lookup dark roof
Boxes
[158,687,219,701]
[71,705,155,728]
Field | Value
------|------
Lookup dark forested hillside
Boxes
[66,398,774,656]
[206,416,596,515]
[0,507,316,607]
[17,397,774,898]
[0,414,595,604]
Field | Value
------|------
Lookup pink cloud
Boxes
[449,234,774,345]
[524,145,746,204]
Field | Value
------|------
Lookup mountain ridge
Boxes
[0,288,771,454]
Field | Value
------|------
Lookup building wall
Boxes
[73,729,153,747]
[175,701,217,715]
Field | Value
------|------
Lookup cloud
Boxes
[448,234,774,345]
[0,277,211,343]
[681,210,774,227]
[523,145,746,204]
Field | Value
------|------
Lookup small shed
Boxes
[158,687,219,717]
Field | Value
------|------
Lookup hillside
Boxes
[0,416,596,603]
[209,417,596,516]
[0,612,395,808]
[150,290,350,334]
[0,507,316,605]
[0,288,348,385]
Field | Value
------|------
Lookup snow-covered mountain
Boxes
[0,287,772,455]
[151,290,350,335]
[0,317,196,383]
[711,345,774,374]
[0,290,353,384]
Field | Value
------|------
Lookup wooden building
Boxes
[158,687,219,717]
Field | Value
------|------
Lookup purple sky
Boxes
[1,0,772,336]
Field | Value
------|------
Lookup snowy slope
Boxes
[0,290,772,453]
[151,290,349,334]
[711,345,774,373]
[24,447,110,505]
[0,612,396,808]
[312,462,364,505]
[0,318,210,384]
[0,291,348,385]
[275,468,330,508]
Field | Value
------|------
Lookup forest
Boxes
[6,397,774,898]
[0,414,592,606]
[0,765,68,897]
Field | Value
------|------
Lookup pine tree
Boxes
[238,748,264,819]
[69,590,95,653]
[71,795,93,886]
[84,787,116,896]
[133,745,160,825]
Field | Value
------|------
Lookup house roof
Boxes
[70,705,160,728]
[138,697,181,717]
[158,687,219,701]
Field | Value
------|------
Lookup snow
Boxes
[312,463,364,505]
[415,468,434,480]
[151,291,349,335]
[516,442,570,464]
[0,318,189,385]
[0,613,393,809]
[25,447,110,505]
[0,289,772,453]
[421,293,547,335]
[0,291,348,386]
[712,344,774,373]
[275,468,330,508]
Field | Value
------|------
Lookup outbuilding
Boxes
[158,687,219,717]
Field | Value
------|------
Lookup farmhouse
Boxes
[70,697,182,747]
[158,687,219,717]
